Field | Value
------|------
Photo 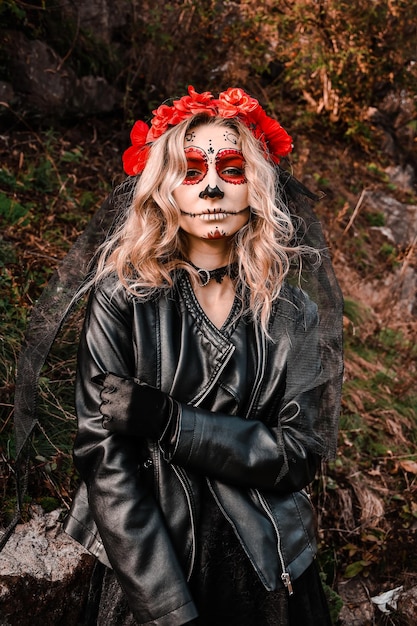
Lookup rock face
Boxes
[338,578,417,625]
[398,586,417,623]
[0,1,132,118]
[368,190,417,318]
[61,0,132,44]
[344,189,417,322]
[3,31,121,118]
[0,507,94,626]
[365,190,417,248]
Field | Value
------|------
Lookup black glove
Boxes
[92,372,178,439]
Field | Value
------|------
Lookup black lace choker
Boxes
[189,261,238,287]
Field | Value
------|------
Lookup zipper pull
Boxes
[281,572,294,596]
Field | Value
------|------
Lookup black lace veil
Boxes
[280,169,344,460]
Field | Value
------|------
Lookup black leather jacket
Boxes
[64,272,324,626]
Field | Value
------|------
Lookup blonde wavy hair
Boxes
[94,114,310,333]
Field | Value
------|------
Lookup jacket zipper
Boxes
[148,441,196,580]
[255,489,294,595]
[247,328,293,594]
[171,464,197,581]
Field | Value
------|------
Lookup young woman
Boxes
[64,86,343,625]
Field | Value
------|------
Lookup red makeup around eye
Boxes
[215,149,246,184]
[183,147,208,184]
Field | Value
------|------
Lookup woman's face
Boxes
[173,123,250,241]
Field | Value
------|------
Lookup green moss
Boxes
[364,211,385,227]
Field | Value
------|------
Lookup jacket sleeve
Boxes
[160,295,324,494]
[73,282,198,626]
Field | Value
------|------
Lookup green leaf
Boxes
[344,560,368,578]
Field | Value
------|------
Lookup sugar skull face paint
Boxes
[183,147,208,185]
[183,147,246,186]
[174,124,250,241]
[215,150,246,184]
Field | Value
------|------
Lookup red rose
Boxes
[217,87,259,118]
[173,85,216,116]
[148,104,183,140]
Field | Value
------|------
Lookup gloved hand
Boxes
[91,372,178,440]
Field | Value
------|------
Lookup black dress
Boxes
[187,482,331,626]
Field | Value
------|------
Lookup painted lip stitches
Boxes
[180,207,249,220]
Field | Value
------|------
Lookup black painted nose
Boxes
[199,185,225,199]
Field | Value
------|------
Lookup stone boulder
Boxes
[397,585,417,623]
[364,190,417,248]
[3,31,121,118]
[338,579,417,625]
[357,189,417,321]
[0,506,94,626]
[61,0,132,44]
[337,578,374,625]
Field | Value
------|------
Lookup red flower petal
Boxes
[130,120,150,146]
[122,145,150,176]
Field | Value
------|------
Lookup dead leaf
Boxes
[399,460,417,474]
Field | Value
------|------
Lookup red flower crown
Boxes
[122,86,293,176]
